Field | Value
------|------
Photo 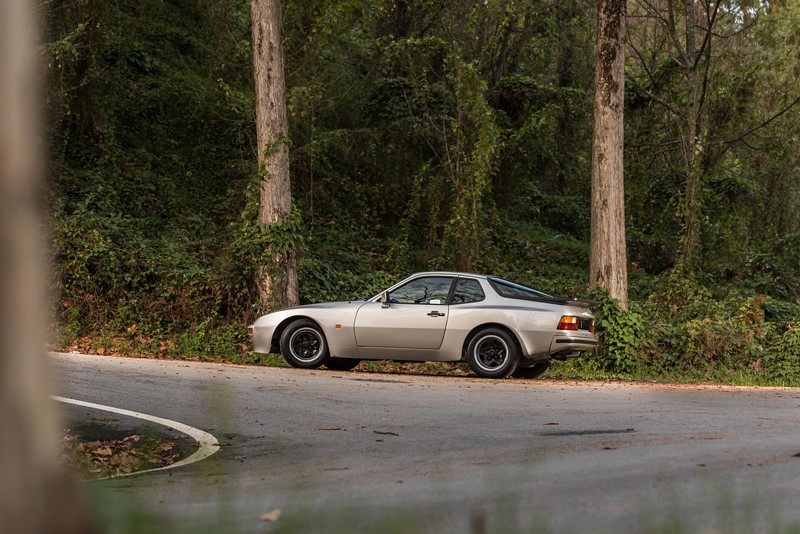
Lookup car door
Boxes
[354,276,455,350]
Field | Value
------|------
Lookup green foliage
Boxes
[299,259,397,303]
[43,0,800,386]
[641,290,786,382]
[437,54,501,271]
[591,293,643,374]
[763,322,800,385]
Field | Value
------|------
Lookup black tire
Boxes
[466,327,520,379]
[512,362,550,379]
[280,319,329,369]
[324,357,361,371]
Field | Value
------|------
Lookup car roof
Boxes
[409,271,489,280]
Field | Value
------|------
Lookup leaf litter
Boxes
[62,430,182,479]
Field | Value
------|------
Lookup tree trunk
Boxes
[678,0,703,271]
[590,0,628,309]
[1,1,92,532]
[251,0,299,309]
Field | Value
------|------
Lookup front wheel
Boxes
[467,328,519,379]
[280,319,329,369]
[512,362,550,379]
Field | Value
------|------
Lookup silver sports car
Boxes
[248,272,598,379]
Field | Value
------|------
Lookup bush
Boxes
[763,322,800,384]
[592,294,643,374]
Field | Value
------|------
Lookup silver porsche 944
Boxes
[248,272,598,379]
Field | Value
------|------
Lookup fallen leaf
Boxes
[543,422,559,426]
[259,509,281,522]
[95,447,113,457]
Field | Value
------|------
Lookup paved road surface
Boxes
[52,353,800,533]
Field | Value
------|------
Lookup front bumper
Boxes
[250,323,279,354]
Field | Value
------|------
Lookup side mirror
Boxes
[381,291,390,308]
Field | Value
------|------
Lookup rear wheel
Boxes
[467,328,519,379]
[280,319,328,369]
[512,362,550,379]
[324,357,361,371]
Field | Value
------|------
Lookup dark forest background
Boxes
[43,0,800,382]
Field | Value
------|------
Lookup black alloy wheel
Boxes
[280,319,329,369]
[466,327,520,379]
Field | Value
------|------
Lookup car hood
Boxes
[270,301,367,313]
[267,300,367,315]
[253,300,367,327]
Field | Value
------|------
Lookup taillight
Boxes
[557,316,579,331]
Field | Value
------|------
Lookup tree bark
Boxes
[590,0,629,309]
[251,0,299,309]
[678,0,703,271]
[1,1,93,532]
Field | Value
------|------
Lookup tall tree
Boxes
[590,0,629,308]
[252,0,299,309]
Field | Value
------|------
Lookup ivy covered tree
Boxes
[590,0,628,309]
[252,0,299,309]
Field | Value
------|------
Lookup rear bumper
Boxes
[548,334,598,359]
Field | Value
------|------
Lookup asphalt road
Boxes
[52,352,800,533]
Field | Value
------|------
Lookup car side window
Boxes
[388,277,454,305]
[450,278,485,305]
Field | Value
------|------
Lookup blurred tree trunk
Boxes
[0,1,92,532]
[251,0,299,309]
[590,0,628,309]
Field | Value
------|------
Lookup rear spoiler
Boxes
[520,296,598,308]
[552,297,597,308]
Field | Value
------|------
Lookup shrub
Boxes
[763,321,800,384]
[592,294,643,374]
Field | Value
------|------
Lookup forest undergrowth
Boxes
[45,0,800,386]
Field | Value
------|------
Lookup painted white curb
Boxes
[53,395,220,478]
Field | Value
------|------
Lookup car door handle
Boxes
[427,311,445,317]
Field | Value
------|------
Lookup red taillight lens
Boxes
[557,316,579,331]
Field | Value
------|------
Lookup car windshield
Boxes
[487,277,558,301]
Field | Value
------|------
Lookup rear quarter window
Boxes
[450,278,485,305]
[487,277,556,302]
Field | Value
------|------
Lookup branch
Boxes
[629,139,682,148]
[665,0,691,68]
[739,137,766,151]
[626,71,681,117]
[693,0,719,70]
[722,94,800,145]
[634,0,690,67]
